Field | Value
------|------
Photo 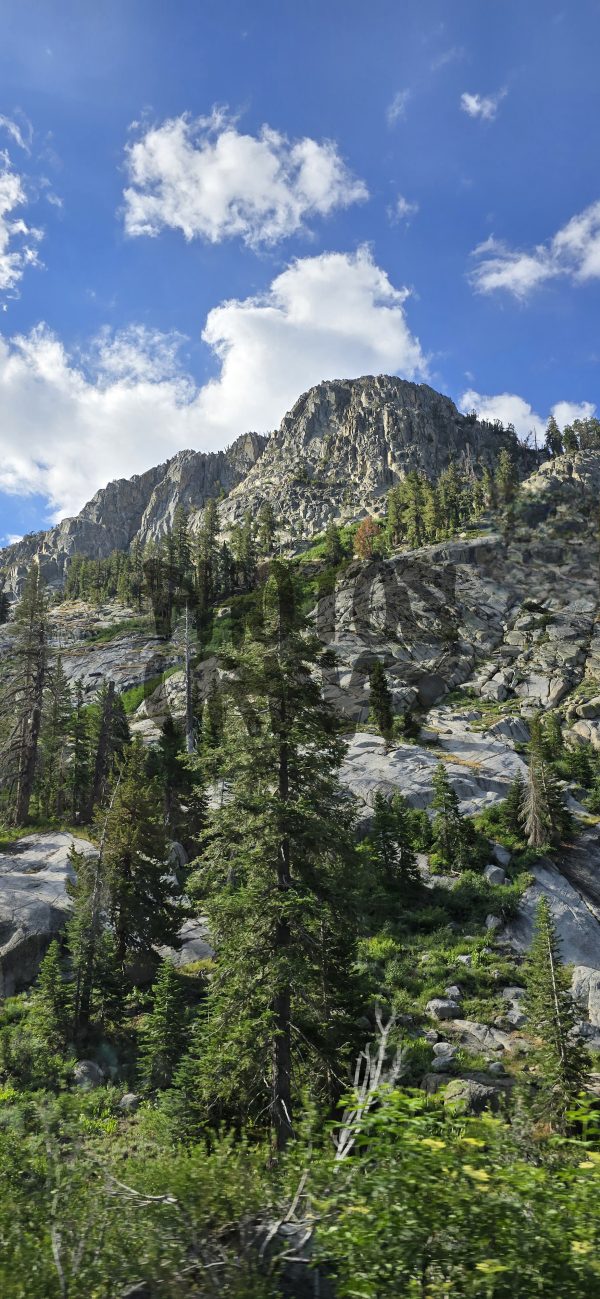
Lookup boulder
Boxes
[484,864,506,886]
[417,673,448,708]
[571,966,600,1027]
[119,1093,140,1114]
[492,843,512,868]
[73,1060,105,1089]
[444,985,462,1001]
[488,716,530,745]
[426,998,460,1021]
[485,914,502,931]
[487,1061,506,1077]
[576,697,600,719]
[481,680,508,702]
[443,1079,501,1114]
[432,1041,456,1059]
[451,1020,512,1052]
[431,1056,454,1073]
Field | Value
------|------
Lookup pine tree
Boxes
[471,475,487,518]
[542,711,564,762]
[37,657,72,820]
[523,717,572,849]
[190,562,361,1149]
[369,661,394,738]
[70,680,92,824]
[385,485,403,549]
[0,563,48,825]
[523,897,589,1128]
[323,521,344,565]
[431,763,474,870]
[495,448,518,505]
[562,424,579,455]
[138,959,187,1091]
[87,680,130,817]
[102,742,181,971]
[29,940,71,1053]
[503,773,526,838]
[401,473,425,548]
[196,498,220,611]
[368,791,418,889]
[422,480,441,541]
[437,466,461,533]
[545,416,563,458]
[257,502,277,556]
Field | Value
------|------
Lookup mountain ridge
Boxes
[0,374,538,594]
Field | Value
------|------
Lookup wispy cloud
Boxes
[431,45,464,72]
[460,89,506,121]
[0,113,32,154]
[388,194,419,224]
[470,199,600,299]
[386,89,411,125]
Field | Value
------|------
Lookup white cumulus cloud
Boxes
[123,110,368,248]
[470,199,600,299]
[460,90,506,121]
[0,248,426,522]
[389,194,419,224]
[460,388,596,441]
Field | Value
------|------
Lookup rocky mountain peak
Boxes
[218,373,538,538]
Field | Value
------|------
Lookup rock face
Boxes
[0,832,97,996]
[218,375,536,539]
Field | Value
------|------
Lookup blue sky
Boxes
[0,0,599,542]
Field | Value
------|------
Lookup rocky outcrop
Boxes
[0,832,97,996]
[218,375,537,539]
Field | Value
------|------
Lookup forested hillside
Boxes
[1,384,600,1296]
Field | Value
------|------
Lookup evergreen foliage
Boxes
[523,897,589,1127]
[545,416,564,458]
[365,791,419,905]
[29,940,71,1053]
[369,660,394,737]
[523,716,572,848]
[0,564,48,825]
[102,742,182,971]
[189,561,362,1147]
[431,762,477,870]
[138,959,188,1091]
